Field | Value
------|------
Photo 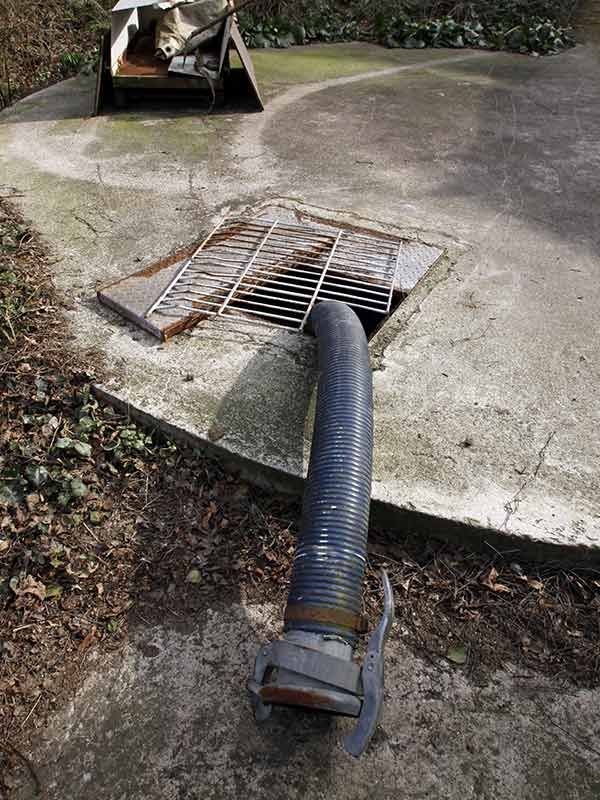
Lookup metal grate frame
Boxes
[145,217,403,331]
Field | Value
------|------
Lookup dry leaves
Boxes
[481,566,512,594]
[366,526,600,687]
[10,575,47,602]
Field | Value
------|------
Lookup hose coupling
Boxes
[248,569,394,757]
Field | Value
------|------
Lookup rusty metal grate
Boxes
[146,217,403,330]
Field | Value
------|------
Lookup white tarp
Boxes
[154,0,228,60]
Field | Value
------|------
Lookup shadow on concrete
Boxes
[0,77,98,124]
[256,46,600,253]
[419,51,600,251]
[0,72,262,125]
[428,51,600,249]
[206,324,317,479]
[12,519,338,798]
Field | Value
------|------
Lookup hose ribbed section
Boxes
[284,300,373,644]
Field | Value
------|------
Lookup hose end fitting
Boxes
[248,570,394,757]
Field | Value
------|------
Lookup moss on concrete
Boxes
[236,43,488,106]
[243,42,447,86]
[48,114,216,161]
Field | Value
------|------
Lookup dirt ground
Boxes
[0,1,113,110]
[1,200,600,795]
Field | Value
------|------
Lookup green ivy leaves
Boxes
[380,15,574,55]
[240,3,360,49]
[239,4,574,57]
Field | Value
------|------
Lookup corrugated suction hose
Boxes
[284,300,373,643]
[248,300,394,757]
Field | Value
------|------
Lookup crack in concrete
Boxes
[410,450,458,465]
[72,213,104,236]
[371,300,422,373]
[449,321,493,348]
[269,195,467,248]
[502,431,556,530]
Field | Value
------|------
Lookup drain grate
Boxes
[145,217,403,330]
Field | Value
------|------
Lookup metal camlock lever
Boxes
[344,569,395,757]
[247,570,395,757]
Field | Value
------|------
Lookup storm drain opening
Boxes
[227,256,406,339]
[145,217,406,337]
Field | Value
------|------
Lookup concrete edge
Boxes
[96,290,164,340]
[91,385,600,568]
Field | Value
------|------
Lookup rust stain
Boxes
[117,35,169,78]
[260,686,340,712]
[296,210,406,246]
[133,247,197,278]
[161,311,209,341]
[100,216,395,341]
[96,245,199,295]
[284,604,367,634]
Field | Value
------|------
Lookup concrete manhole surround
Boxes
[93,197,462,512]
[101,194,595,566]
[98,202,445,342]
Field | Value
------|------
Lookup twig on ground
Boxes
[21,694,43,729]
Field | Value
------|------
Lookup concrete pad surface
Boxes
[9,601,600,800]
[1,44,599,558]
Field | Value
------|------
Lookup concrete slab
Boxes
[9,601,600,799]
[1,44,599,557]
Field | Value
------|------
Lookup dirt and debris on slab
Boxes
[1,200,600,792]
